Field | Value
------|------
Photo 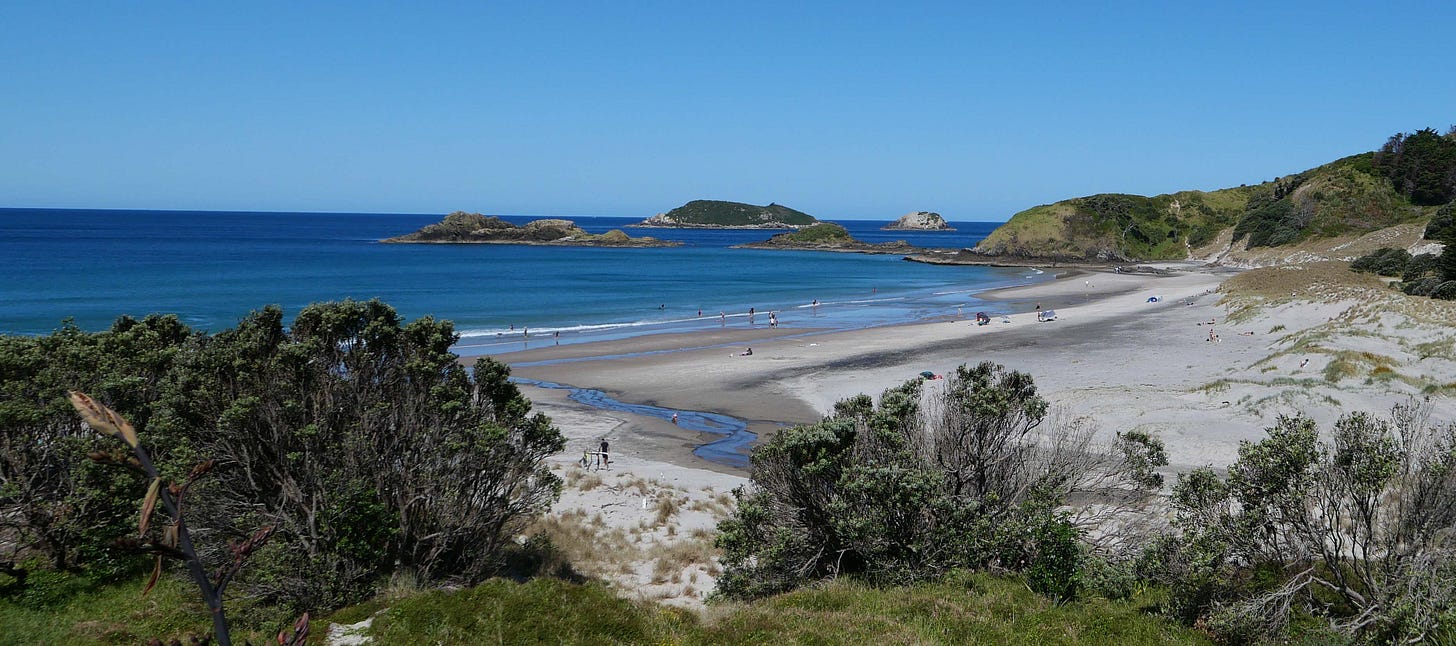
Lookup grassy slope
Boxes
[2,572,1213,644]
[0,573,283,646]
[357,574,1211,645]
[976,153,1428,261]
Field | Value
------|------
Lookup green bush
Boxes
[1350,247,1413,276]
[1427,202,1456,240]
[1431,280,1456,300]
[1233,197,1302,248]
[1403,253,1440,282]
[0,300,565,613]
[1159,404,1456,643]
[1402,276,1444,297]
[716,362,1164,601]
[0,315,192,579]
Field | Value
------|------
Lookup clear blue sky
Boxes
[2,2,1452,221]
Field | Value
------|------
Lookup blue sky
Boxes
[2,2,1452,221]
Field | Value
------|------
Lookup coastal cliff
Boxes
[883,211,954,231]
[736,222,918,254]
[383,211,678,247]
[633,200,818,229]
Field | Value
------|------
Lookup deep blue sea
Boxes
[0,208,1046,355]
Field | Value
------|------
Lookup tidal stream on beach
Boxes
[513,378,757,468]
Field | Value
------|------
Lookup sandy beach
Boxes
[494,262,1456,472]
[492,261,1456,607]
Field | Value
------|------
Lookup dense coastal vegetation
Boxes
[0,302,567,641]
[975,128,1456,261]
[633,200,818,228]
[384,211,677,246]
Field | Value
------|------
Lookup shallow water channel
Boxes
[512,378,756,469]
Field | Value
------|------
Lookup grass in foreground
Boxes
[359,573,1212,645]
[0,571,282,646]
[4,570,1214,645]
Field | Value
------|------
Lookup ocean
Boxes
[0,208,1047,354]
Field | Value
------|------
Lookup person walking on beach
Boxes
[599,439,610,467]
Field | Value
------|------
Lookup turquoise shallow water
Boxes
[0,208,1046,350]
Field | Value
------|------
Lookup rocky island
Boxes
[632,200,817,229]
[735,222,919,254]
[383,211,678,247]
[882,211,955,231]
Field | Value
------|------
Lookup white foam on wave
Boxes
[455,311,763,340]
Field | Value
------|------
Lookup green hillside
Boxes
[638,200,818,227]
[975,128,1456,261]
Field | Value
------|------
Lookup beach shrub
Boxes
[716,362,1166,600]
[1349,247,1412,277]
[1431,280,1456,300]
[1402,252,1439,283]
[0,315,193,579]
[0,300,565,614]
[158,300,565,611]
[1402,276,1443,297]
[1153,401,1456,643]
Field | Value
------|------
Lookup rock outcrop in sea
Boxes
[882,211,954,231]
[735,222,918,254]
[383,211,678,247]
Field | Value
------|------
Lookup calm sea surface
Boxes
[0,208,1046,354]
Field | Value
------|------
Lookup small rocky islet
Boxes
[735,222,920,254]
[382,211,678,247]
[882,211,955,231]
